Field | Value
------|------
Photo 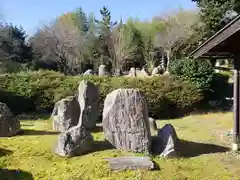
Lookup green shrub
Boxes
[0,70,204,119]
[169,58,231,103]
[169,58,214,90]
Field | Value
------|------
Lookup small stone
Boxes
[83,69,94,75]
[151,67,160,76]
[128,67,136,77]
[98,65,107,76]
[157,124,179,158]
[151,66,164,76]
[136,68,149,77]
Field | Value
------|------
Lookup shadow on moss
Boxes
[0,169,33,180]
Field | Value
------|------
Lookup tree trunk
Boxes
[165,50,171,74]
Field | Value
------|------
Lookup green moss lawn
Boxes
[1,113,240,180]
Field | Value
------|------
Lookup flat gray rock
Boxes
[105,156,156,171]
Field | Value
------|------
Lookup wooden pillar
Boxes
[233,57,240,151]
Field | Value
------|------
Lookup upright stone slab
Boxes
[54,125,93,157]
[52,96,80,132]
[102,88,151,153]
[98,65,106,76]
[77,80,100,129]
[0,102,20,137]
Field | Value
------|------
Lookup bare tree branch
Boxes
[31,18,85,74]
[154,9,199,71]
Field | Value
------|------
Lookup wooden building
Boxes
[191,15,240,151]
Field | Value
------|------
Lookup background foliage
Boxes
[0,70,204,119]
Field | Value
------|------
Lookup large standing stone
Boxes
[77,80,100,129]
[54,125,93,157]
[83,69,94,76]
[52,96,80,132]
[152,124,179,158]
[102,88,151,153]
[0,102,20,137]
[98,65,106,76]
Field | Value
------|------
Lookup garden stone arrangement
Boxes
[82,65,164,77]
[51,80,179,170]
[0,79,179,170]
[54,80,100,157]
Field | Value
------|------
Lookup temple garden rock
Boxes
[83,69,94,75]
[98,65,107,76]
[77,80,100,129]
[52,96,80,132]
[54,125,93,157]
[0,102,20,137]
[105,156,156,171]
[151,124,179,157]
[102,88,151,153]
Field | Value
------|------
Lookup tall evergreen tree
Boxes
[0,24,32,63]
[193,0,240,38]
[96,6,117,71]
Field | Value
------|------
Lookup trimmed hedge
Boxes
[0,70,204,119]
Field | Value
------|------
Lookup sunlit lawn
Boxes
[1,112,240,180]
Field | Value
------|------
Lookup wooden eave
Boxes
[190,15,240,59]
